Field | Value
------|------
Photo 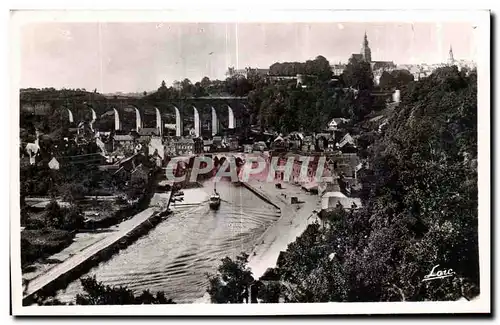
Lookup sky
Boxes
[20,22,477,93]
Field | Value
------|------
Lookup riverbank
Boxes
[240,182,281,210]
[195,179,319,303]
[22,193,172,305]
[57,181,277,304]
[245,180,319,279]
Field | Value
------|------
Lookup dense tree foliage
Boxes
[379,69,415,90]
[124,177,148,201]
[246,57,370,131]
[21,54,375,137]
[342,56,374,90]
[75,276,175,305]
[291,66,477,302]
[35,276,175,305]
[20,162,116,200]
[141,55,373,132]
[215,66,479,302]
[207,253,255,303]
[40,201,85,230]
[269,56,333,81]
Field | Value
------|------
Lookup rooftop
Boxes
[114,135,134,141]
[138,128,160,136]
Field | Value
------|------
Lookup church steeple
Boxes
[448,45,455,65]
[361,31,372,63]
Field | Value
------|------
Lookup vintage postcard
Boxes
[10,9,490,316]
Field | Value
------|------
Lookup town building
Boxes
[117,153,146,173]
[284,132,303,151]
[252,141,268,152]
[301,136,316,153]
[203,139,214,153]
[174,137,203,156]
[330,62,346,76]
[227,136,240,151]
[243,144,253,153]
[148,136,164,161]
[48,157,60,170]
[212,136,223,150]
[315,132,334,152]
[112,153,150,182]
[327,118,349,131]
[113,134,136,155]
[226,67,270,78]
[360,32,372,62]
[271,135,286,151]
[337,133,357,152]
[163,137,177,157]
[320,178,362,213]
[328,152,360,179]
[350,32,397,84]
[326,137,337,152]
[138,128,160,144]
[447,45,455,66]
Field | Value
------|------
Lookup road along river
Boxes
[55,180,280,304]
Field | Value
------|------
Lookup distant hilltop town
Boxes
[227,32,477,85]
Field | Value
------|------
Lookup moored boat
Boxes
[209,185,221,210]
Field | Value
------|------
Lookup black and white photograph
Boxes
[9,9,490,316]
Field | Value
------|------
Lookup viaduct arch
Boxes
[21,97,248,137]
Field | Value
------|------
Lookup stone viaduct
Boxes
[20,96,250,138]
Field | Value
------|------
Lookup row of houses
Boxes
[269,151,361,187]
[269,130,356,154]
[106,131,243,166]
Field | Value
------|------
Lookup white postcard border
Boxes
[9,9,491,316]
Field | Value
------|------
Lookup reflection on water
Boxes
[56,180,280,304]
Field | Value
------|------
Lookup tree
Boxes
[200,76,211,89]
[352,89,374,122]
[75,276,175,305]
[60,205,84,231]
[59,182,87,203]
[207,253,255,303]
[391,69,414,88]
[342,56,374,90]
[349,66,478,301]
[43,200,64,228]
[256,281,281,303]
[125,177,147,201]
[225,76,252,97]
[308,55,333,81]
[193,82,208,97]
[249,66,479,303]
[379,71,395,90]
[380,69,414,90]
[180,78,194,96]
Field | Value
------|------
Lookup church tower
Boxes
[361,31,372,63]
[447,45,455,65]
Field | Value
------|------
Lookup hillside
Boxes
[256,66,479,302]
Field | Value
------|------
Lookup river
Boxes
[55,180,280,304]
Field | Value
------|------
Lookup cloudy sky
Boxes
[20,22,477,93]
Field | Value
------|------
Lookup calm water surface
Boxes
[56,180,280,303]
